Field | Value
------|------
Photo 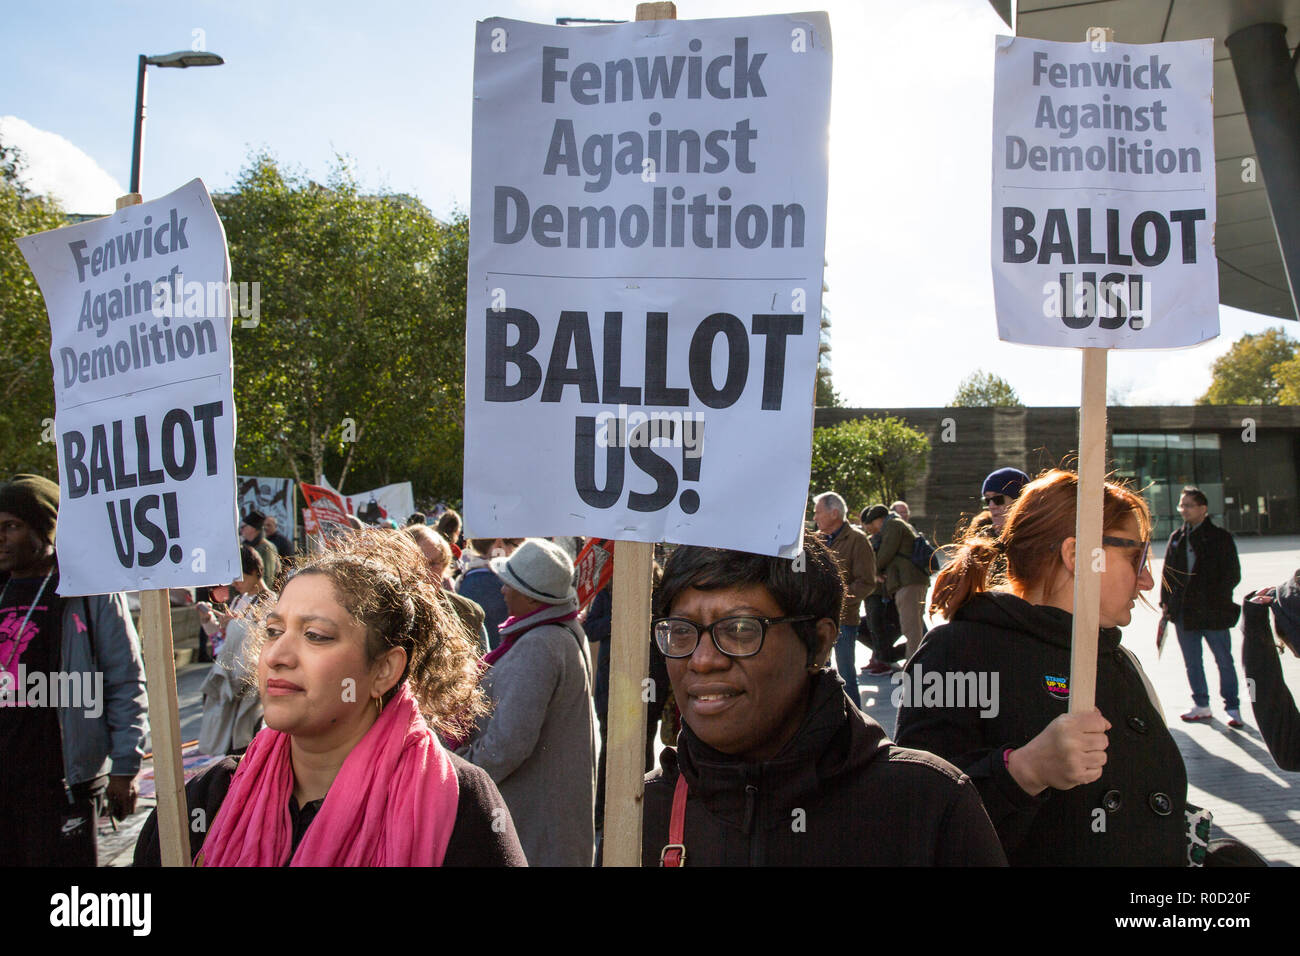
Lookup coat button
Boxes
[1127,716,1148,734]
[1103,789,1122,813]
[1149,792,1172,816]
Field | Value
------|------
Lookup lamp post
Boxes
[129,50,224,196]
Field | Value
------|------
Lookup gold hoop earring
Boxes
[374,695,383,718]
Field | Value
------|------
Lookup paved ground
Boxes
[102,535,1300,865]
[853,533,1300,866]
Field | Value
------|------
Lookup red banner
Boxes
[299,481,349,535]
[575,538,615,610]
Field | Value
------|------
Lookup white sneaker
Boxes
[1180,706,1213,722]
[1226,709,1246,728]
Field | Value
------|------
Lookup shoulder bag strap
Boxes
[660,773,688,867]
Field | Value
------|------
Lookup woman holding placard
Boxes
[135,529,525,866]
[896,470,1192,865]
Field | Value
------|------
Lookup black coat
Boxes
[1160,518,1241,631]
[1241,594,1300,771]
[640,669,1007,866]
[895,592,1189,866]
[133,751,527,866]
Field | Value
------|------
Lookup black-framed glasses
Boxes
[1103,535,1151,574]
[983,494,1008,507]
[653,615,816,659]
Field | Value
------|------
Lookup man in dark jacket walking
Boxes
[1160,486,1243,726]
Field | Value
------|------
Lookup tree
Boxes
[0,141,64,476]
[217,153,469,500]
[1275,353,1300,404]
[809,415,930,514]
[949,369,1023,407]
[815,366,841,407]
[1198,328,1298,405]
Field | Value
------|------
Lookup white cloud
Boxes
[0,116,124,214]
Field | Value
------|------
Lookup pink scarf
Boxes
[198,684,459,866]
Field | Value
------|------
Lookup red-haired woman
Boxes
[895,469,1193,865]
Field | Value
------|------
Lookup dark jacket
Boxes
[1160,518,1241,630]
[640,670,1006,866]
[266,530,296,559]
[895,592,1188,866]
[133,751,527,866]
[0,569,149,786]
[1242,593,1300,771]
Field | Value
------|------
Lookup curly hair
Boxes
[242,528,485,736]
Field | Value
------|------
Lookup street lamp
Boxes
[129,50,225,195]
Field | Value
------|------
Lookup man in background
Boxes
[813,491,875,708]
[980,468,1029,536]
[1161,486,1244,726]
[0,474,148,865]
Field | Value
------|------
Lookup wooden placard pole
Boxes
[1068,349,1108,714]
[116,191,191,867]
[1066,26,1116,716]
[601,0,677,869]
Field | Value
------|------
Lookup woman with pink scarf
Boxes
[134,530,525,866]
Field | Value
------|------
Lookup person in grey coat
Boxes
[456,538,596,866]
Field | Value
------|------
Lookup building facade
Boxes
[815,405,1300,544]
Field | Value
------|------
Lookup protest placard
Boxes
[315,475,415,526]
[464,11,832,558]
[300,481,349,530]
[574,536,615,610]
[16,179,240,596]
[992,36,1217,348]
[237,475,295,540]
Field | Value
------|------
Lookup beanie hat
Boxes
[0,474,59,544]
[982,467,1030,499]
[241,509,266,531]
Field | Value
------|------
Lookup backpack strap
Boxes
[660,773,688,867]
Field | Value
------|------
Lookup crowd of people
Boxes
[0,465,1296,866]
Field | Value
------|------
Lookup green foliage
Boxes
[1198,328,1298,405]
[217,153,468,500]
[0,141,63,477]
[1275,353,1300,405]
[809,415,929,515]
[949,369,1023,407]
[815,366,841,407]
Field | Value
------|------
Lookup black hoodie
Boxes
[640,669,1006,866]
[895,592,1187,866]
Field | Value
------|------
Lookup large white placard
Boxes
[991,36,1218,348]
[465,13,832,557]
[17,179,240,595]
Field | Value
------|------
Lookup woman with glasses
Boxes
[641,536,1006,866]
[895,469,1200,865]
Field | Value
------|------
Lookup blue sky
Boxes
[3,0,1292,407]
